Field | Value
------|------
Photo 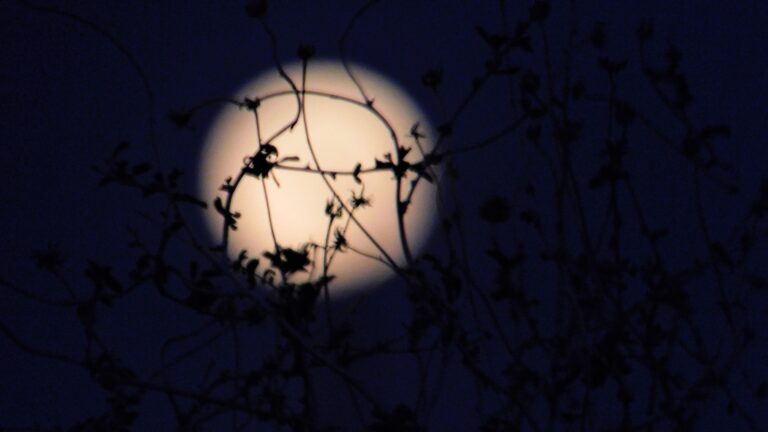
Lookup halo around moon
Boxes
[199,60,438,297]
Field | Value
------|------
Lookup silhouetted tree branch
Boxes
[3,1,767,431]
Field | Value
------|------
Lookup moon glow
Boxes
[199,60,437,297]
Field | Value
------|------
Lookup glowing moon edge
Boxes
[198,59,440,298]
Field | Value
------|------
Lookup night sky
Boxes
[2,1,768,430]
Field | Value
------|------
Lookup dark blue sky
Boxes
[2,1,768,430]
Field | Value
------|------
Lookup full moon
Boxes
[199,60,438,297]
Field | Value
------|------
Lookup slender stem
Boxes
[261,179,279,253]
[396,176,414,265]
[297,62,401,271]
[339,0,381,103]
